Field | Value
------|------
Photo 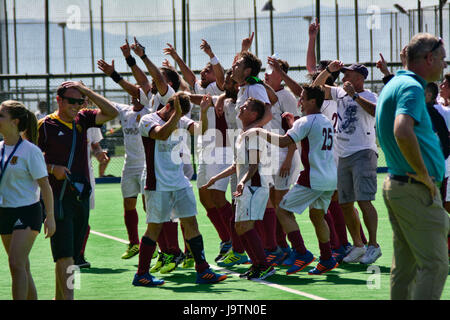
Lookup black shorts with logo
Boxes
[0,202,43,235]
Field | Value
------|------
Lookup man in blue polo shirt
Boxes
[376,33,449,300]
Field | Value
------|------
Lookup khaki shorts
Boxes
[337,149,378,204]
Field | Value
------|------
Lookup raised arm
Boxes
[268,56,303,97]
[131,37,169,96]
[312,60,344,100]
[163,43,197,88]
[342,81,376,117]
[60,81,118,125]
[120,39,151,94]
[97,59,140,98]
[306,18,320,74]
[149,97,182,141]
[200,39,225,91]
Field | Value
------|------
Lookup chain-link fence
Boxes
[1,0,450,177]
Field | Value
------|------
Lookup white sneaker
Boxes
[360,245,382,264]
[343,246,367,263]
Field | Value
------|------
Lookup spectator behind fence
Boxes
[376,33,449,300]
[38,81,118,300]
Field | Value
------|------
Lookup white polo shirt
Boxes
[0,139,48,208]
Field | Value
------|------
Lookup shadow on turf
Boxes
[80,267,129,274]
[337,263,391,274]
[146,271,246,293]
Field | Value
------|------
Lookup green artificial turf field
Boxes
[0,174,448,301]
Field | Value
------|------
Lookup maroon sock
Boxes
[206,207,230,242]
[324,212,341,250]
[124,209,139,245]
[217,202,233,236]
[262,208,277,252]
[230,209,245,253]
[328,200,349,246]
[163,221,181,254]
[137,236,156,275]
[240,228,270,267]
[80,225,90,256]
[254,220,266,248]
[239,233,257,262]
[180,223,189,254]
[276,218,289,248]
[287,230,307,255]
[157,223,169,253]
[318,241,332,260]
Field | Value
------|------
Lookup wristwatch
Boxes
[352,93,359,100]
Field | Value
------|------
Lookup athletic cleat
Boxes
[332,245,346,263]
[343,242,353,256]
[160,251,185,274]
[132,272,164,287]
[215,241,232,262]
[182,251,195,269]
[282,249,297,266]
[121,244,140,259]
[265,247,287,266]
[150,252,166,273]
[279,246,292,264]
[217,250,249,267]
[360,245,382,265]
[196,268,227,284]
[253,265,276,280]
[308,257,339,275]
[240,265,258,278]
[286,250,316,275]
[75,255,91,269]
[153,247,158,259]
[343,246,366,263]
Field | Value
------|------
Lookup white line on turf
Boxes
[91,229,327,300]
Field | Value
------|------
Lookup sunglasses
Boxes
[430,37,443,53]
[60,95,85,106]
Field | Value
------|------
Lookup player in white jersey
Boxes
[132,92,227,287]
[245,85,339,276]
[163,39,225,97]
[263,57,301,265]
[202,98,276,280]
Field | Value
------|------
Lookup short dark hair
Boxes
[426,82,439,101]
[246,97,265,121]
[444,72,450,83]
[309,71,337,86]
[302,85,325,109]
[161,67,181,92]
[239,51,262,77]
[278,59,289,74]
[167,92,191,115]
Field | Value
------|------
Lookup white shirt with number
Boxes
[139,112,194,191]
[330,87,377,158]
[0,140,48,208]
[286,114,337,191]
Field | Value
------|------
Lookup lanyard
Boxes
[0,137,23,185]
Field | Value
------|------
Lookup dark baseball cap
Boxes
[341,64,368,79]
